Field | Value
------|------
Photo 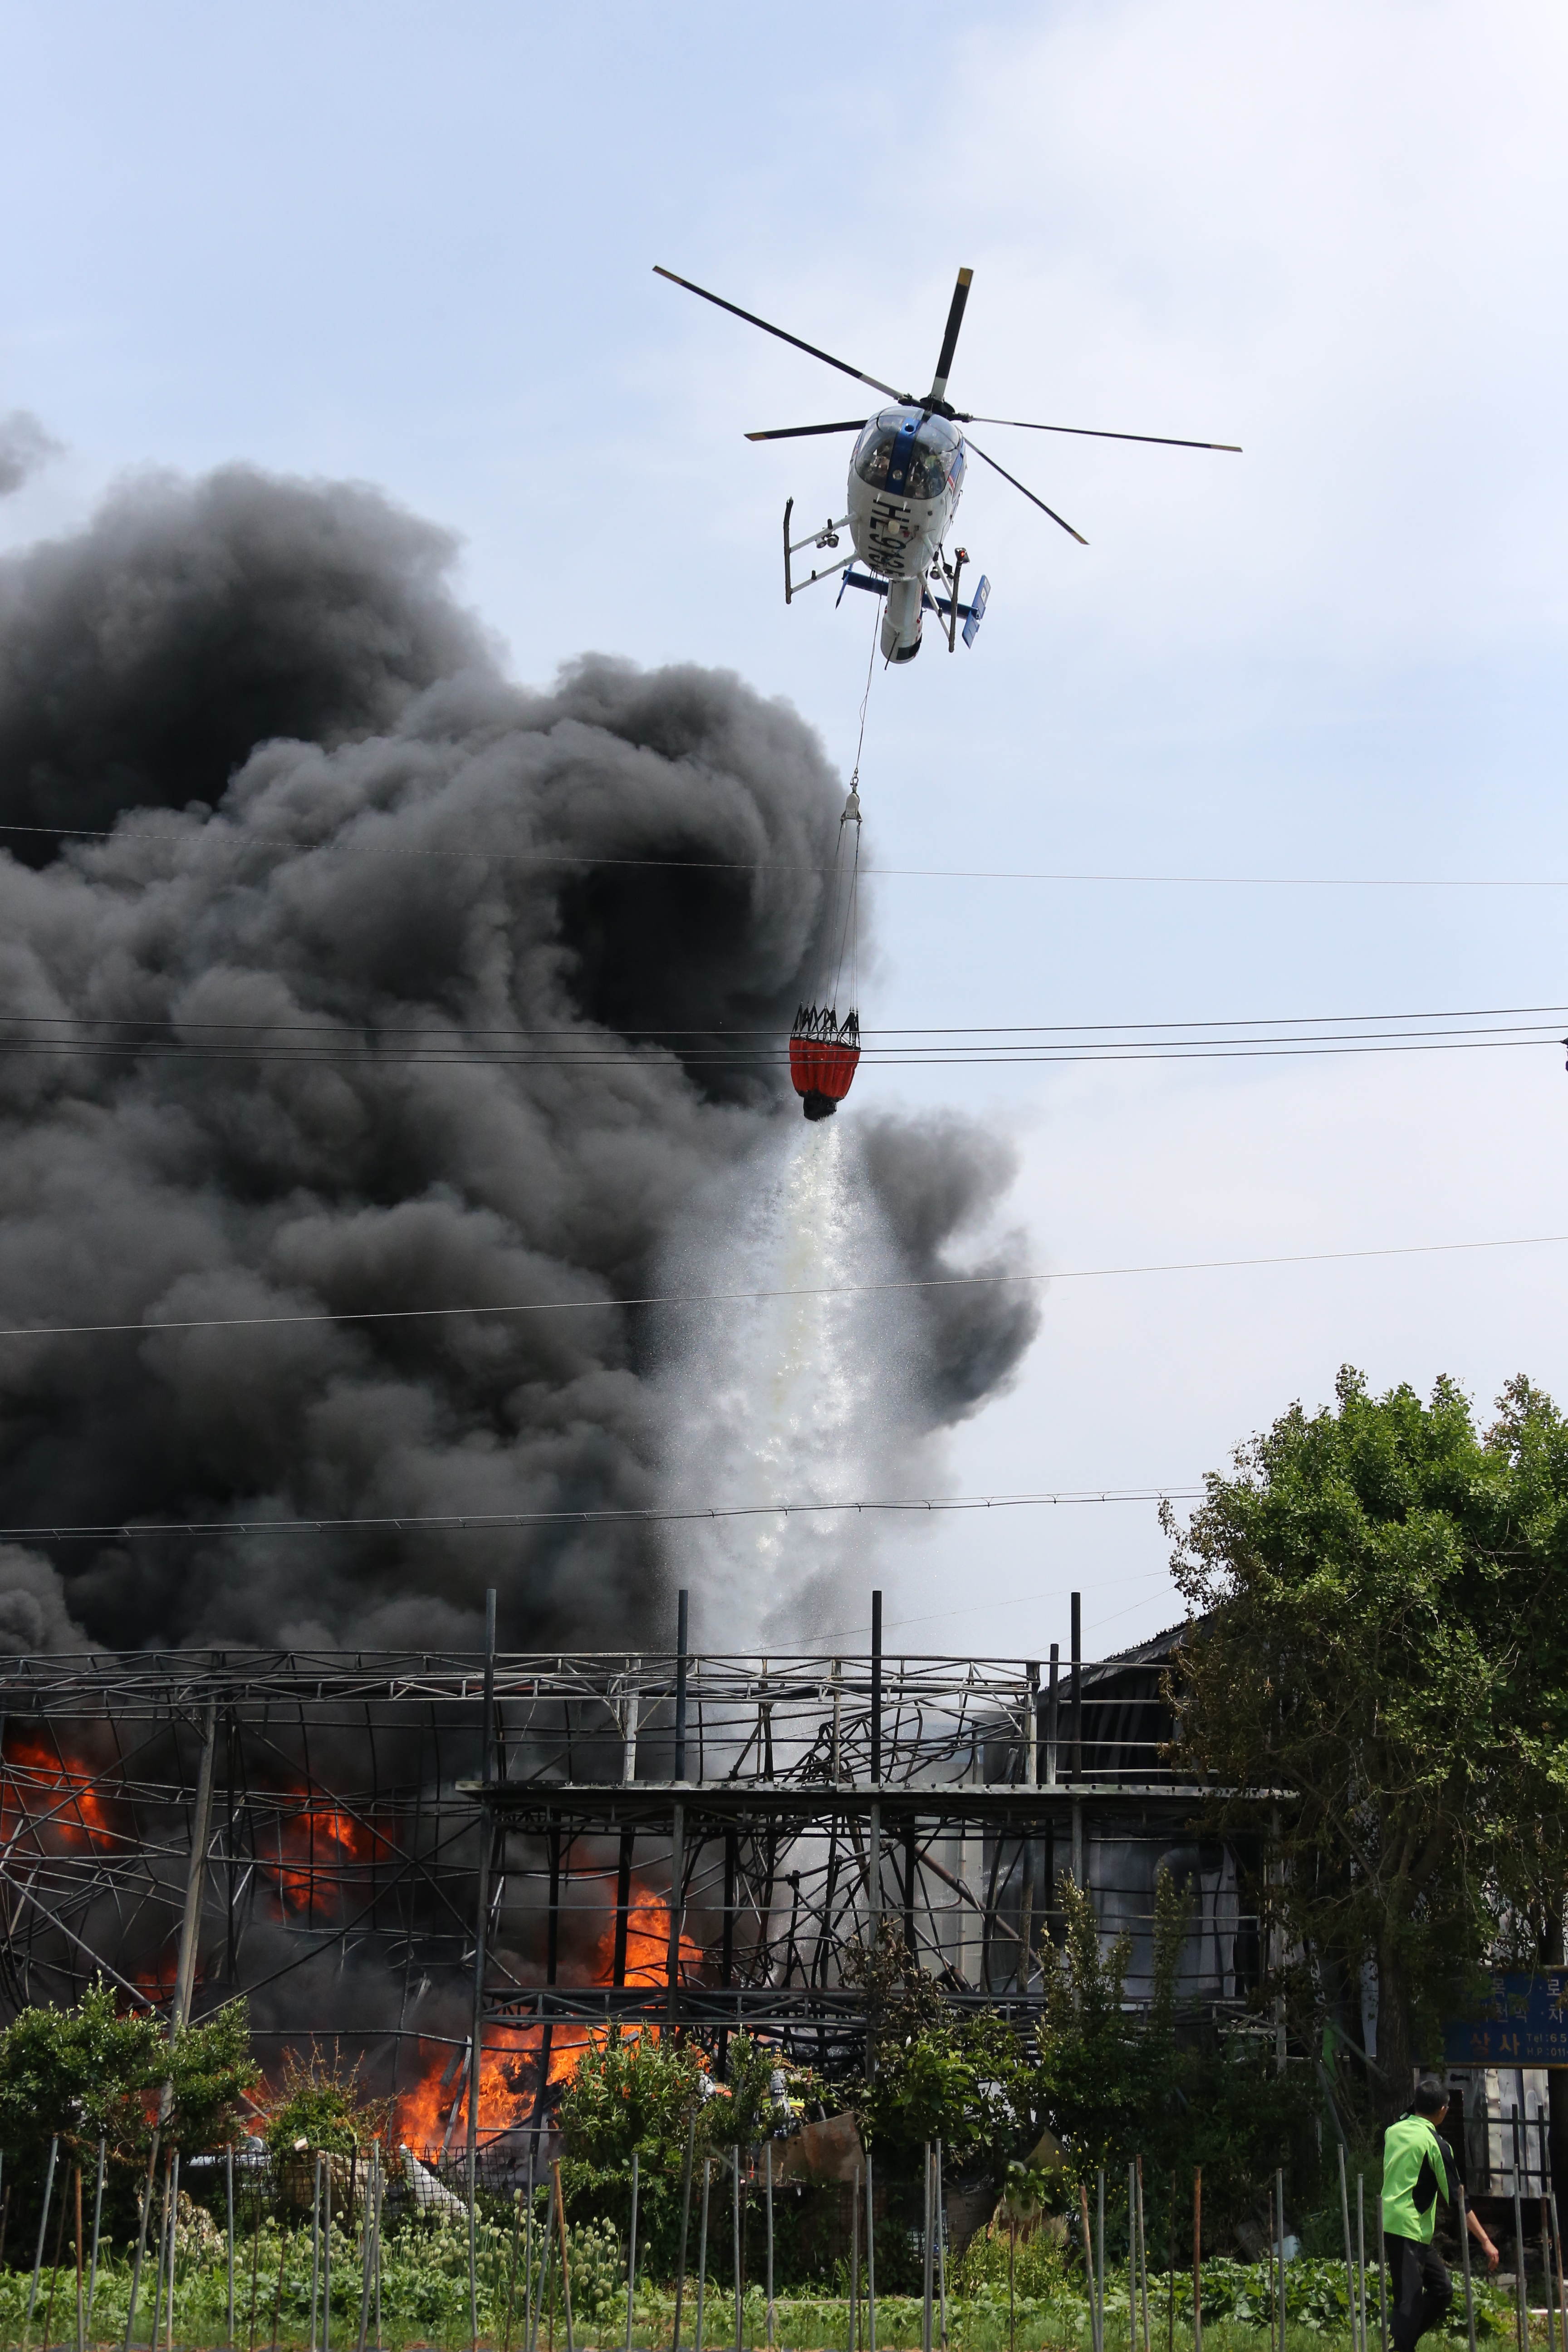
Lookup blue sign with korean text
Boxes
[1443,1972,1568,2067]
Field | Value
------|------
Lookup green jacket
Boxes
[1382,2113,1459,2243]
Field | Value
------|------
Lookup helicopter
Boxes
[655,264,1240,664]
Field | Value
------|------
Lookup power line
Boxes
[0,1486,1200,1543]
[5,1228,1564,1344]
[11,817,1568,889]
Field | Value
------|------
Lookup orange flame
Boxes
[266,1798,388,1918]
[1,1733,114,1849]
[394,1874,705,2149]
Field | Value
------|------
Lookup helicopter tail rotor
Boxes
[927,267,973,407]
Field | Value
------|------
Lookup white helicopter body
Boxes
[655,264,1238,667]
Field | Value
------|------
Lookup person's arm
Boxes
[1466,2204,1500,2271]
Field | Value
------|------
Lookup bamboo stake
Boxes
[1128,2166,1137,2352]
[165,2151,181,2352]
[1167,2173,1176,2352]
[1375,2196,1387,2352]
[1275,2171,1286,2352]
[1079,2183,1097,2352]
[323,2153,332,2352]
[1097,2168,1106,2352]
[1356,2173,1368,2352]
[74,2164,84,2352]
[732,2148,742,2352]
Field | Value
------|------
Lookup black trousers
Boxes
[1385,2232,1454,2352]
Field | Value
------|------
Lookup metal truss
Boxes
[0,1616,1260,2137]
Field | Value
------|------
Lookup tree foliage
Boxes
[0,1980,259,2164]
[1166,1367,1568,2115]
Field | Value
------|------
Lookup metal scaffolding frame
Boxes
[0,1594,1256,2140]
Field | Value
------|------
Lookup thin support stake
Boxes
[935,2140,948,2352]
[553,2157,575,2352]
[765,2140,775,2352]
[867,2149,877,2352]
[849,2166,860,2352]
[695,2161,710,2352]
[1376,2195,1388,2352]
[625,2151,639,2352]
[1097,2168,1106,2352]
[166,2151,181,2352]
[1339,2144,1357,2352]
[671,2114,695,2352]
[1356,2173,1368,2352]
[1458,2183,1478,2352]
[923,2144,935,2352]
[309,2154,323,2352]
[1192,2167,1202,2352]
[733,2147,742,2352]
[25,2134,59,2352]
[87,2140,105,2345]
[1514,2108,1529,2352]
[1136,2156,1151,2352]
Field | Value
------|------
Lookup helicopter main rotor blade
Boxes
[654,266,908,404]
[966,438,1088,545]
[962,414,1241,452]
[927,267,973,405]
[745,420,868,442]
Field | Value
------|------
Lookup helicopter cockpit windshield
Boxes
[853,413,964,501]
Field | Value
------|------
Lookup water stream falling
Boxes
[654,1118,933,1650]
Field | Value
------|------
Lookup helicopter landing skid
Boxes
[782,497,853,603]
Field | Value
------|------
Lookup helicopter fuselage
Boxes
[845,406,966,662]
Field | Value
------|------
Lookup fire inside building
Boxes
[0,1593,1542,2197]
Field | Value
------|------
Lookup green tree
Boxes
[1165,1367,1568,2121]
[0,1980,259,2166]
[848,1922,1043,2190]
[1035,1871,1183,2186]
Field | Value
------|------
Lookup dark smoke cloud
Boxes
[0,412,61,501]
[0,466,1038,1654]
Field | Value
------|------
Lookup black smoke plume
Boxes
[0,466,1039,1656]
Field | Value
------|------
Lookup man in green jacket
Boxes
[1383,2077,1499,2351]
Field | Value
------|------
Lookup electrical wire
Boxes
[10,818,1568,888]
[0,1486,1202,1543]
[2,1228,1563,1343]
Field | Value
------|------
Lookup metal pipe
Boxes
[323,2148,331,2352]
[674,1591,689,1780]
[765,2140,774,2352]
[871,1592,883,1785]
[468,1586,497,2350]
[1128,2164,1138,2352]
[1025,1665,1039,1788]
[666,1802,686,2028]
[1357,2172,1368,2352]
[1096,2167,1106,2352]
[1550,2186,1568,2352]
[625,2150,639,2352]
[1376,2195,1387,2352]
[1276,2170,1286,2352]
[309,2153,323,2352]
[1045,1646,1059,1789]
[1071,1592,1083,1779]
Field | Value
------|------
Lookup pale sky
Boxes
[3,0,1566,1659]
